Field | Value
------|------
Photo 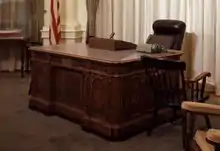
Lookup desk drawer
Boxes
[31,51,51,62]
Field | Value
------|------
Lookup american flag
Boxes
[49,0,61,45]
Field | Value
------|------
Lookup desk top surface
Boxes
[0,37,25,40]
[30,43,183,64]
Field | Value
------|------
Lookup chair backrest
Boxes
[141,56,187,109]
[147,20,186,50]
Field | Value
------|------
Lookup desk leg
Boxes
[21,42,25,78]
[8,46,16,72]
[25,45,30,74]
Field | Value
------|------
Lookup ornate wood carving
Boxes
[29,50,180,140]
[52,68,85,121]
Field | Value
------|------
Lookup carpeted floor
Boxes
[0,72,219,151]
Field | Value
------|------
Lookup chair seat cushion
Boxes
[194,130,214,151]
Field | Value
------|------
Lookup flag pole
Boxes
[109,0,115,39]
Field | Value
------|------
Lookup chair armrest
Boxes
[207,129,220,144]
[186,72,211,83]
[182,102,220,115]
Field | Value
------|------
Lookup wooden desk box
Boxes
[29,43,182,140]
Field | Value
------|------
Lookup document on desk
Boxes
[136,43,152,53]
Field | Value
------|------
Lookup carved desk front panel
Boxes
[29,44,182,140]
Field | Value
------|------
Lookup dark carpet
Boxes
[0,72,219,151]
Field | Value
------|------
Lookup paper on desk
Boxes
[136,43,152,53]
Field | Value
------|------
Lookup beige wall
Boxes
[181,34,214,92]
[181,33,194,79]
[42,0,87,45]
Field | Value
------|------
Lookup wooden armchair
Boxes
[141,56,211,135]
[182,102,220,151]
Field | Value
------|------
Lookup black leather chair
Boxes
[147,20,186,50]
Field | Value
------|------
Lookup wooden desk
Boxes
[29,43,183,140]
